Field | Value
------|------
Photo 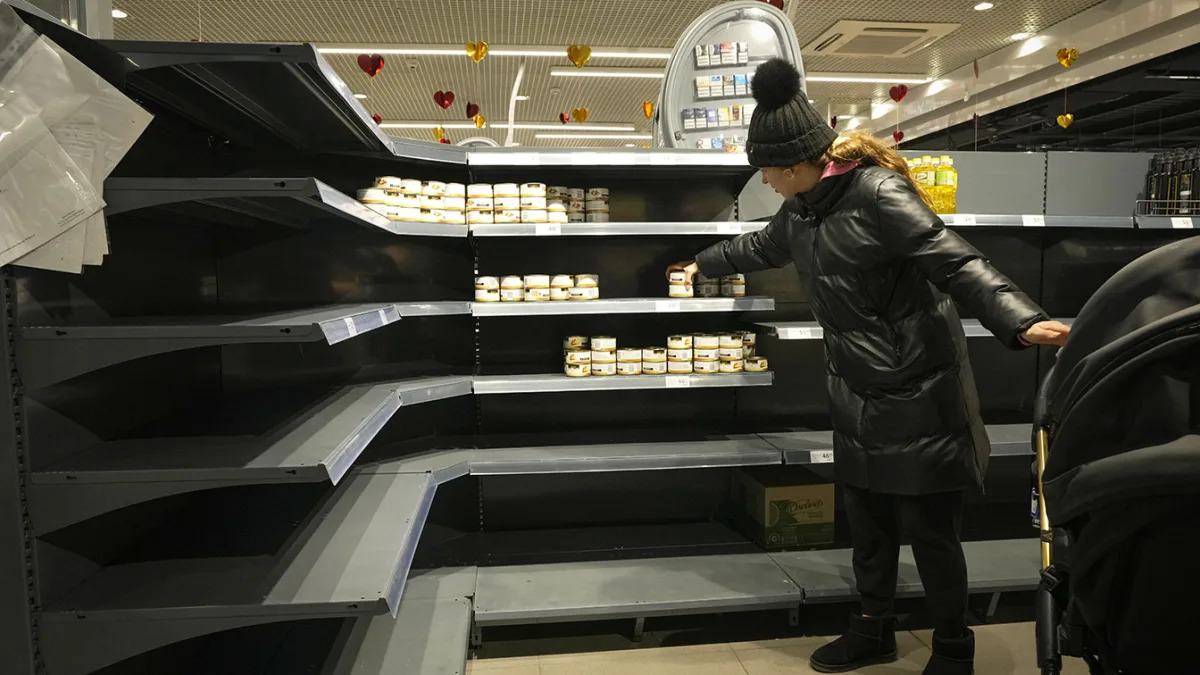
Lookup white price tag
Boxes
[716,222,741,234]
[343,316,359,337]
[571,152,600,166]
[783,326,815,339]
[656,300,682,313]
[665,375,692,388]
[505,152,540,166]
[1171,217,1194,229]
[952,214,977,226]
[378,308,389,324]
[650,153,676,166]
[809,450,835,464]
[1022,215,1046,227]
[535,223,562,236]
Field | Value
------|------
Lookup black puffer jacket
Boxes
[698,166,1047,494]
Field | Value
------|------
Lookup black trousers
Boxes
[843,485,968,635]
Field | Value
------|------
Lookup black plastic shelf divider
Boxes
[40,470,436,675]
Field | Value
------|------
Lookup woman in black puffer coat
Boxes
[669,59,1070,675]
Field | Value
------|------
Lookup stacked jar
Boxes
[519,182,548,224]
[722,273,746,297]
[692,334,720,374]
[564,335,591,377]
[545,185,570,225]
[475,275,500,303]
[695,274,720,298]
[419,181,447,223]
[499,275,524,302]
[492,183,521,224]
[563,187,586,223]
[642,346,668,375]
[667,334,694,374]
[441,182,466,224]
[524,274,551,302]
[589,335,617,377]
[571,273,600,301]
[467,183,494,225]
[584,187,610,223]
[718,333,745,373]
[668,270,693,298]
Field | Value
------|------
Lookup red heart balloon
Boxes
[439,138,451,144]
[558,112,570,124]
[466,102,480,119]
[434,91,455,110]
[357,54,385,77]
[888,84,908,103]
[756,0,784,8]
[830,116,838,129]
[372,114,382,125]
[893,130,904,143]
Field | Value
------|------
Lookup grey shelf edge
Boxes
[39,472,437,675]
[395,301,473,317]
[939,214,1133,228]
[325,567,477,675]
[1134,215,1198,230]
[770,538,1040,603]
[472,371,773,394]
[763,423,1034,466]
[467,148,752,168]
[759,318,1076,341]
[473,552,799,626]
[472,296,774,316]
[469,221,766,237]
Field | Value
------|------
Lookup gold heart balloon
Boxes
[571,107,590,123]
[466,41,489,63]
[1056,113,1074,129]
[473,114,486,129]
[567,44,592,68]
[1056,47,1079,68]
[642,101,654,120]
[432,125,446,141]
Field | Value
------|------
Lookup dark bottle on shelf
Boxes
[1147,155,1161,215]
[1180,150,1196,215]
[1164,152,1180,216]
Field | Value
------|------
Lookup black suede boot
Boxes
[810,614,898,673]
[922,629,975,675]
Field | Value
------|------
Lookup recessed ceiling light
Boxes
[536,133,654,140]
[354,94,367,99]
[111,8,128,18]
[625,143,636,147]
[973,2,994,10]
[515,95,530,101]
[1010,32,1030,40]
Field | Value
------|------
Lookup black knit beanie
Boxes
[746,59,837,168]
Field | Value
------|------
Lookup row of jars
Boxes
[476,274,599,302]
[562,333,765,377]
[668,272,746,298]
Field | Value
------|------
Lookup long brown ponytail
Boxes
[819,131,933,208]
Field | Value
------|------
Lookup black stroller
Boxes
[1033,235,1200,675]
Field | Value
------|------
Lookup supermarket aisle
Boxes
[467,621,1092,674]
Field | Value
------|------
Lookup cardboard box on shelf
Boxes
[732,466,835,550]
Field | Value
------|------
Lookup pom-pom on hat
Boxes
[746,58,837,168]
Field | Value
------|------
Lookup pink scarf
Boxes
[820,159,859,181]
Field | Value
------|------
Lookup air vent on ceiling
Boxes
[804,20,959,58]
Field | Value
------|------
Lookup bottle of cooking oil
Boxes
[935,155,957,214]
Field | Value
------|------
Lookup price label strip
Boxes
[1022,214,1046,227]
[951,214,977,226]
[716,223,741,234]
[535,223,562,236]
[342,316,359,338]
[665,375,691,388]
[1171,217,1194,229]
[656,300,682,313]
[809,450,835,464]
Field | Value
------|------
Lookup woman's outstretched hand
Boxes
[666,261,701,288]
[1022,320,1072,347]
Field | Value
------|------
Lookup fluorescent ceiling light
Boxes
[625,143,636,147]
[536,134,654,140]
[550,67,664,79]
[807,72,929,84]
[354,94,367,99]
[1010,32,1030,40]
[974,2,994,10]
[515,95,530,101]
[381,122,636,131]
[315,44,671,59]
[111,8,128,18]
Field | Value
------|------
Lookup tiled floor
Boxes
[467,622,1092,674]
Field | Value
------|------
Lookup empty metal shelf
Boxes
[473,552,799,626]
[40,471,437,675]
[469,221,766,237]
[769,539,1040,603]
[472,296,774,316]
[765,424,1034,465]
[473,372,773,394]
[469,435,781,475]
[1135,215,1196,230]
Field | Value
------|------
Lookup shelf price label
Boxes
[809,450,835,464]
[378,308,390,324]
[1022,215,1046,227]
[1171,217,1194,229]
[782,326,815,339]
[343,316,359,337]
[656,300,682,313]
[950,214,977,226]
[535,223,562,236]
[716,223,742,234]
[665,375,692,388]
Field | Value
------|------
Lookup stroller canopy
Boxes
[1040,235,1200,525]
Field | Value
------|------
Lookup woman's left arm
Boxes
[873,174,1068,348]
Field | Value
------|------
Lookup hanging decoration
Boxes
[756,0,784,8]
[1056,47,1079,68]
[642,101,654,120]
[571,107,590,123]
[888,85,908,103]
[558,112,570,124]
[567,45,593,69]
[434,90,455,110]
[439,138,451,144]
[372,114,382,125]
[466,41,489,63]
[893,130,904,143]
[473,114,487,129]
[830,116,838,129]
[357,54,385,77]
[1057,113,1074,129]
[466,102,480,119]
[432,126,446,142]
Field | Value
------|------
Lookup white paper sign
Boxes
[809,450,835,464]
[665,375,691,388]
[716,222,741,234]
[656,300,681,313]
[1171,217,1194,229]
[784,326,815,339]
[952,214,977,226]
[1022,215,1046,227]
[535,223,562,236]
[343,316,359,337]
